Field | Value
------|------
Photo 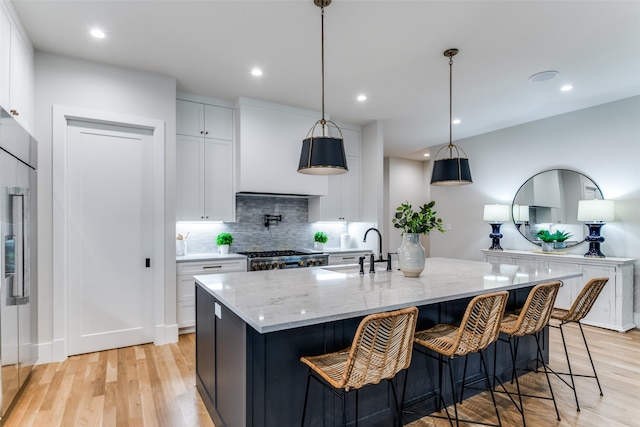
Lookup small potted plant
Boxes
[216,232,234,254]
[536,230,556,252]
[392,201,446,277]
[552,230,572,249]
[314,231,328,250]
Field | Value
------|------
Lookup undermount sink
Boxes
[321,264,361,274]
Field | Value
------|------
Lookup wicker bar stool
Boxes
[412,291,509,427]
[492,281,562,427]
[549,277,609,411]
[300,306,418,427]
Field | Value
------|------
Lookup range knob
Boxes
[271,261,279,270]
[298,260,306,267]
[308,259,316,267]
[251,263,259,271]
[259,262,266,270]
[279,262,286,269]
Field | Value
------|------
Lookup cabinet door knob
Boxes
[200,130,204,134]
[10,109,18,116]
[205,131,209,135]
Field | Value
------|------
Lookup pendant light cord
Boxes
[448,52,454,157]
[320,6,326,134]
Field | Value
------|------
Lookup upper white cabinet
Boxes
[482,249,635,332]
[309,125,361,221]
[176,98,235,221]
[236,97,328,196]
[0,1,34,134]
[177,99,233,141]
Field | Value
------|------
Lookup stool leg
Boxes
[301,370,312,427]
[535,332,560,421]
[559,322,581,411]
[578,322,604,396]
[459,354,469,403]
[508,337,526,427]
[446,357,460,427]
[480,350,502,427]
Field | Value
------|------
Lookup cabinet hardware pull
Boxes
[342,256,355,260]
[145,258,151,268]
[10,109,18,116]
[203,265,222,269]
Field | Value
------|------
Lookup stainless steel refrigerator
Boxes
[0,107,37,421]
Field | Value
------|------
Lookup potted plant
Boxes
[216,232,234,254]
[314,231,328,250]
[392,201,446,277]
[536,230,556,252]
[552,230,572,249]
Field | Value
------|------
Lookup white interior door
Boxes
[66,120,154,355]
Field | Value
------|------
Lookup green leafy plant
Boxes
[537,230,572,243]
[552,230,572,242]
[536,230,555,242]
[314,231,328,244]
[392,201,446,235]
[216,232,233,246]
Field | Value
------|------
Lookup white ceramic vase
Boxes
[398,233,425,277]
[314,241,324,250]
[219,244,230,254]
[541,242,554,252]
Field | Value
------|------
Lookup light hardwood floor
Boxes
[4,324,640,426]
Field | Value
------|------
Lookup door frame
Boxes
[52,105,166,361]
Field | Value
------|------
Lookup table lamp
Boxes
[512,204,530,231]
[577,199,614,257]
[483,204,511,251]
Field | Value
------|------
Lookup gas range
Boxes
[236,250,329,271]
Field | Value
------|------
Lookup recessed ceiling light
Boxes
[529,70,559,83]
[357,94,367,102]
[423,153,430,157]
[90,28,105,39]
[561,84,573,92]
[251,68,263,77]
[452,119,461,125]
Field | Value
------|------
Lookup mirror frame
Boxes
[512,169,604,247]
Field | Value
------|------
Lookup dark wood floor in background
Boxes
[5,324,639,426]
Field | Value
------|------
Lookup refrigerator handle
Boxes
[6,188,28,306]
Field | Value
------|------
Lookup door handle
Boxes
[145,258,151,268]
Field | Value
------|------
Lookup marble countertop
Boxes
[195,257,582,334]
[177,253,247,263]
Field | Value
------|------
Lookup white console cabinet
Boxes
[482,249,635,332]
[328,250,372,265]
[176,258,246,331]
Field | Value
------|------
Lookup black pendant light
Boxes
[430,48,472,186]
[297,0,348,176]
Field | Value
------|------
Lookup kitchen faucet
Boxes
[363,227,385,262]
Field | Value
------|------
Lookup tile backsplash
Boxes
[176,194,368,254]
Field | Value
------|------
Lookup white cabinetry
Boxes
[482,249,635,332]
[0,1,34,133]
[176,99,234,221]
[176,258,246,330]
[328,251,372,265]
[308,126,362,221]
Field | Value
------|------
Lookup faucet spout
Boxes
[363,227,385,261]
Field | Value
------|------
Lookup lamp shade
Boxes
[577,199,614,222]
[297,136,348,175]
[430,157,472,185]
[512,205,530,222]
[483,204,511,222]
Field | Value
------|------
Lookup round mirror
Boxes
[512,169,603,247]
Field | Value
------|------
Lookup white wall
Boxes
[428,96,640,326]
[34,52,177,362]
[385,157,433,256]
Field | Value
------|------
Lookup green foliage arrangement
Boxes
[536,230,572,242]
[314,231,328,244]
[216,232,234,246]
[392,201,446,235]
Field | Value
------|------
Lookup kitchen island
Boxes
[195,257,581,427]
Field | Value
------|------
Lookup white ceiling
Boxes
[11,0,640,160]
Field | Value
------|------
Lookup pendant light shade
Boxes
[431,48,472,186]
[297,0,348,176]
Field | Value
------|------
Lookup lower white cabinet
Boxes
[328,251,372,265]
[481,249,635,332]
[308,155,361,221]
[176,258,246,331]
